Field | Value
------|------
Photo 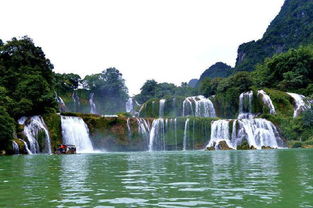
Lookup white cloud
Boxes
[0,0,284,95]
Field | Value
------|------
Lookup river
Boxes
[0,149,312,207]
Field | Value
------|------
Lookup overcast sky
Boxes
[1,0,285,95]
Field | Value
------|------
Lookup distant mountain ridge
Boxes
[196,0,313,84]
[199,62,232,81]
[235,0,313,71]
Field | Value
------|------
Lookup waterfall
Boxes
[159,99,166,117]
[183,98,193,117]
[18,116,27,125]
[287,92,311,118]
[174,118,178,150]
[127,118,131,137]
[182,96,216,117]
[148,119,165,151]
[12,141,19,154]
[126,98,134,113]
[20,139,32,154]
[56,96,67,112]
[89,93,97,114]
[238,91,254,119]
[207,120,234,150]
[183,118,190,151]
[19,116,52,154]
[206,119,285,150]
[72,91,80,112]
[258,90,276,114]
[61,116,94,153]
[136,118,150,146]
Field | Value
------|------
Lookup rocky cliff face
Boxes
[235,0,313,71]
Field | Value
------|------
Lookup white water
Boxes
[20,116,52,154]
[148,119,165,151]
[258,90,276,115]
[20,139,32,154]
[56,96,67,112]
[207,120,234,150]
[159,99,166,117]
[126,98,134,113]
[137,118,150,140]
[287,92,311,117]
[12,141,19,154]
[61,116,94,153]
[127,118,131,136]
[183,118,190,151]
[89,93,97,114]
[238,91,254,119]
[174,118,178,150]
[72,91,80,111]
[182,95,216,117]
[207,118,285,150]
[102,115,118,118]
[18,116,27,125]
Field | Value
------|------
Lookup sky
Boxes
[0,0,285,95]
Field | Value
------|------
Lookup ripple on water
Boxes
[98,198,148,204]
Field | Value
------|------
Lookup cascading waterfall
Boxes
[258,90,276,114]
[238,91,254,119]
[207,118,285,150]
[126,98,134,113]
[19,116,52,154]
[183,98,194,117]
[127,118,131,137]
[174,118,178,150]
[287,92,311,118]
[20,139,32,154]
[182,96,216,117]
[12,141,19,154]
[148,119,165,151]
[159,99,166,117]
[207,120,234,150]
[61,116,94,153]
[72,91,80,112]
[183,118,190,151]
[136,118,150,144]
[57,96,67,112]
[89,93,97,114]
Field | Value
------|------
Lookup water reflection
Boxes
[59,154,92,206]
[0,150,313,207]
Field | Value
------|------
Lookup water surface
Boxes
[0,149,312,207]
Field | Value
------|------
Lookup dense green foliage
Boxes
[54,73,81,95]
[0,37,57,118]
[235,0,313,71]
[0,107,15,150]
[55,68,129,114]
[135,80,196,104]
[254,46,313,95]
[84,68,128,113]
[0,36,57,151]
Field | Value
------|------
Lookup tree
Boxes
[54,73,81,94]
[199,78,222,97]
[135,80,158,103]
[217,71,253,94]
[0,36,57,118]
[83,67,128,113]
[255,46,313,93]
[0,107,15,150]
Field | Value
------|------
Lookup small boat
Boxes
[55,144,76,154]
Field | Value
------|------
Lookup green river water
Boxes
[0,149,312,208]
